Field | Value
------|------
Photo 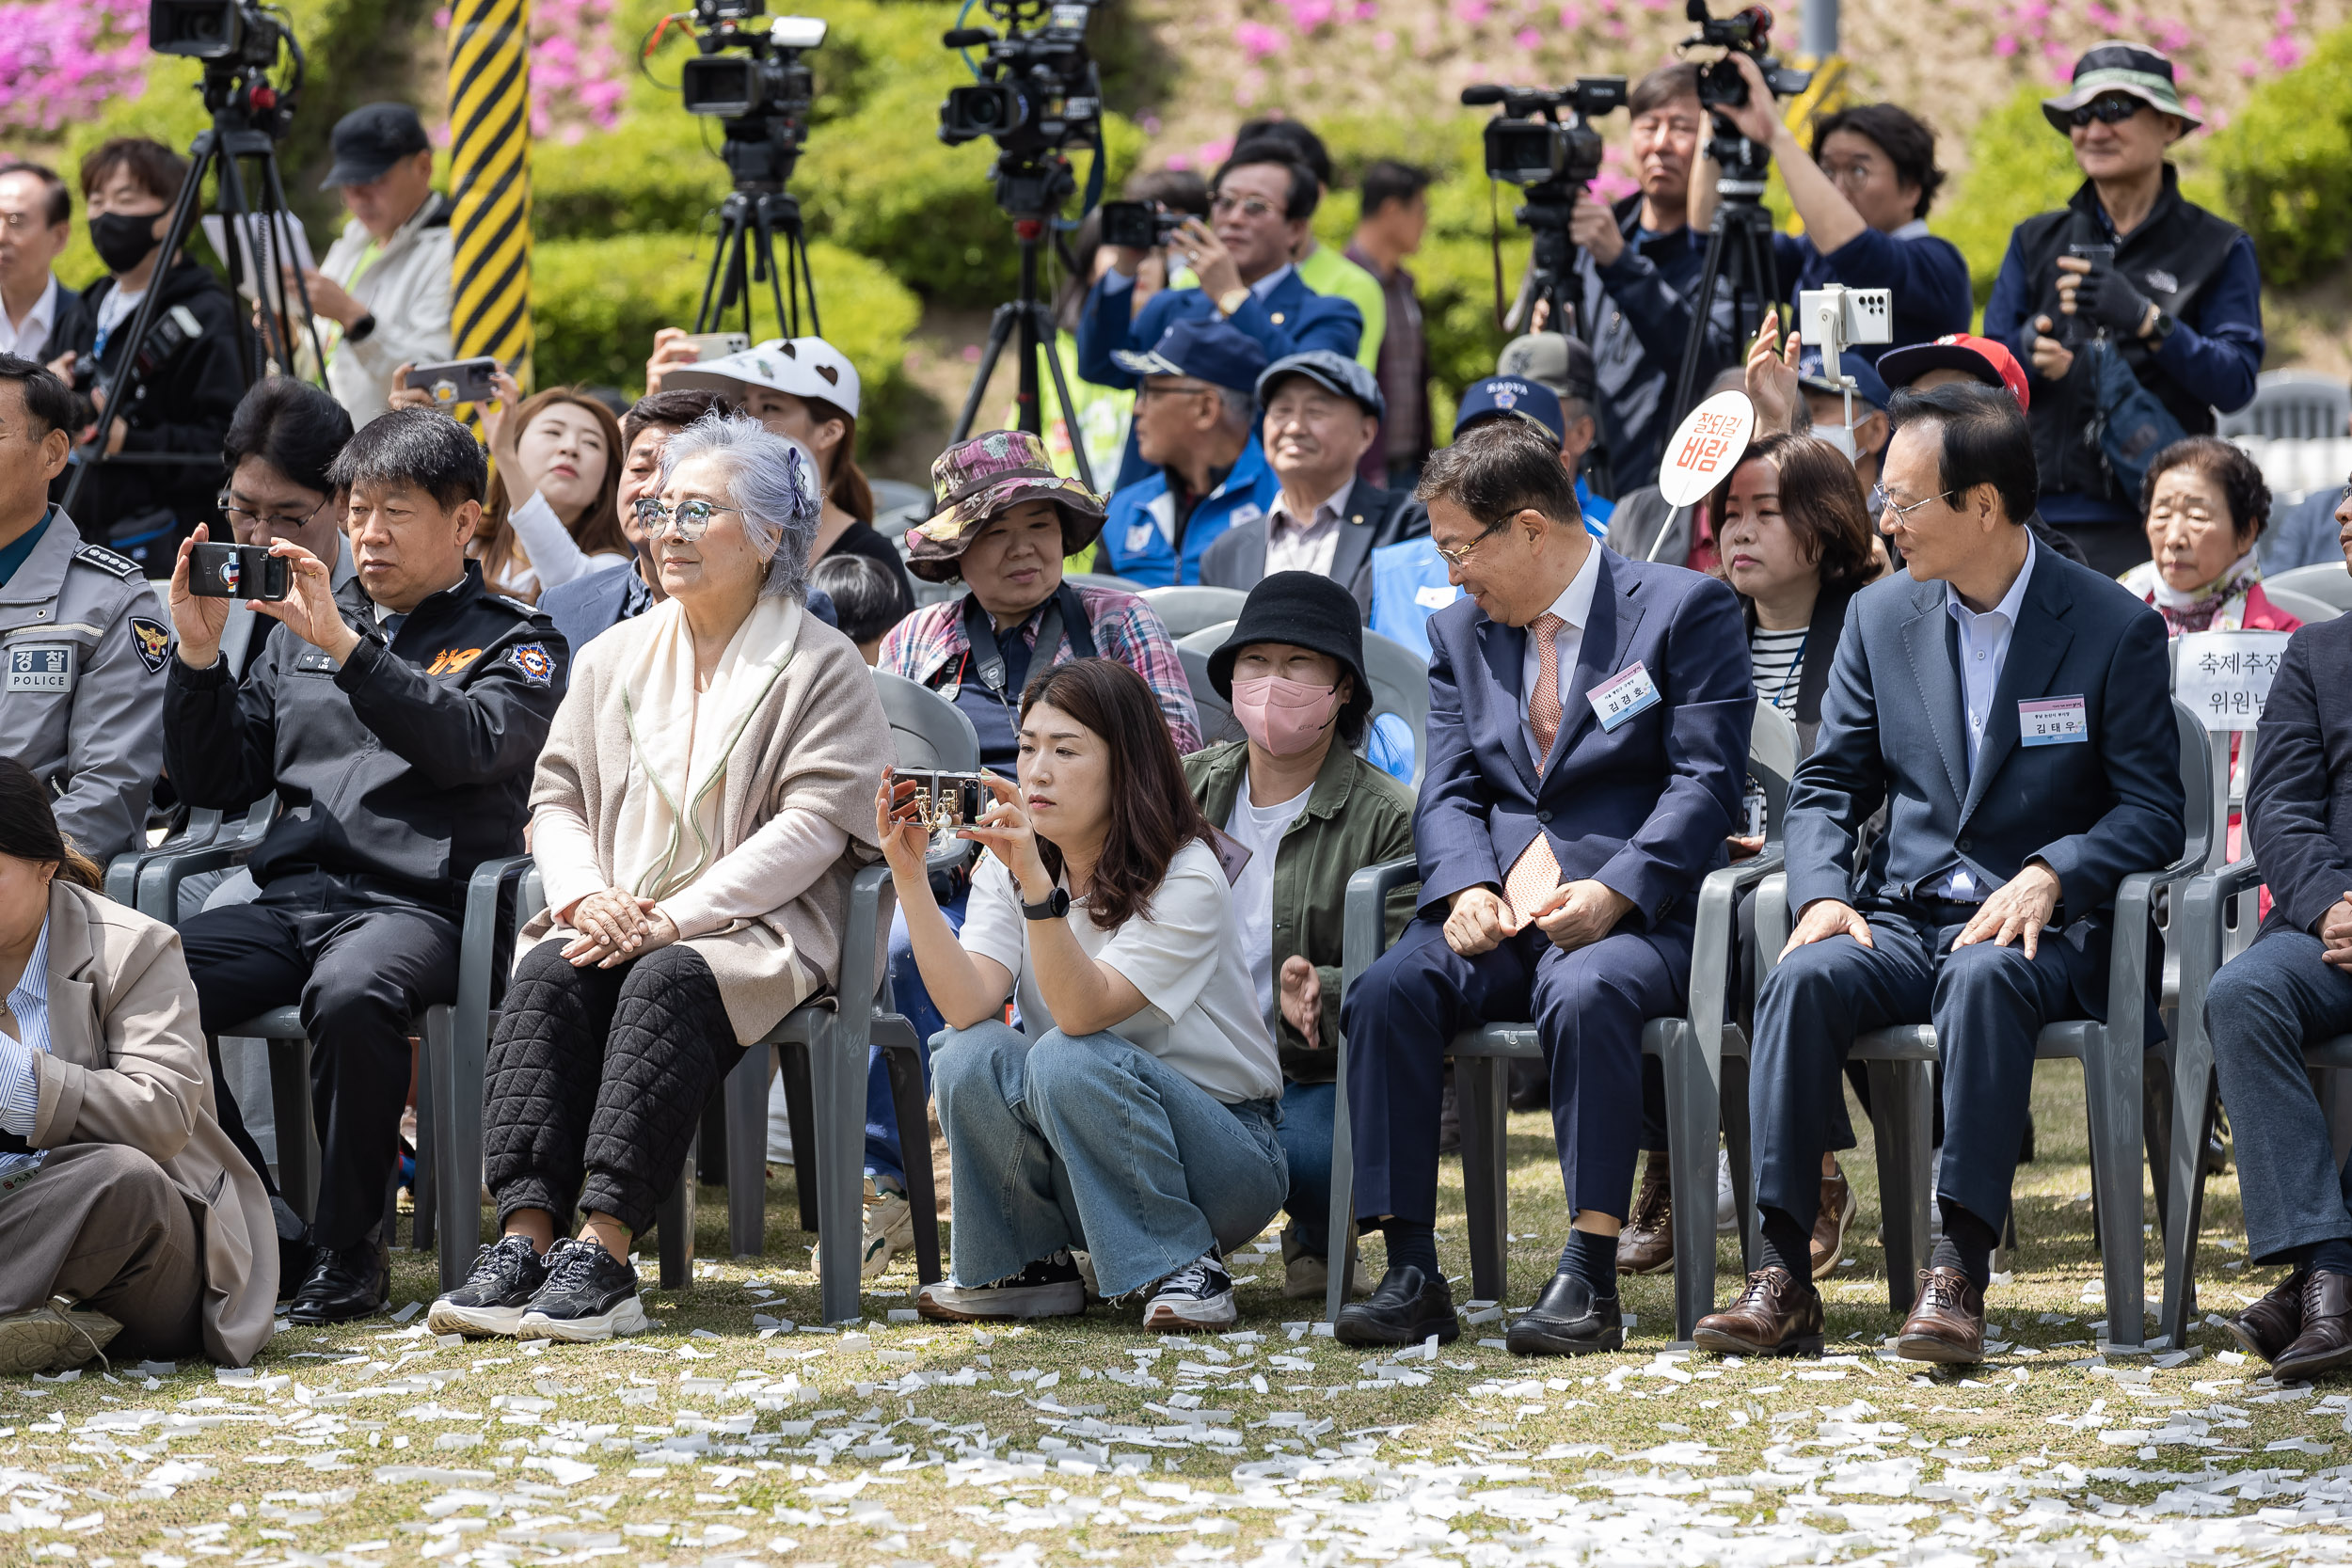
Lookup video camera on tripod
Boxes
[937,0,1113,490]
[655,0,828,337]
[1461,76,1626,340]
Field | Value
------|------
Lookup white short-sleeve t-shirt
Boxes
[1223,777,1311,1022]
[959,839,1284,1105]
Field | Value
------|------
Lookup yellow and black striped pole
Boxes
[448,0,532,396]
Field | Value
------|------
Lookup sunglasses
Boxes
[2069,93,2149,128]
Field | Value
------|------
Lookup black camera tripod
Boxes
[61,77,320,520]
[947,151,1099,495]
[1667,126,1783,424]
[692,112,820,340]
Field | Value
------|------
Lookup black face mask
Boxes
[89,211,162,275]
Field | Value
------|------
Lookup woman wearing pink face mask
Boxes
[1182,572,1417,1300]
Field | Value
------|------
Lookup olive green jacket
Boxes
[1183,740,1418,1084]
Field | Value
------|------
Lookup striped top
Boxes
[1751,624,1809,713]
[0,916,52,1137]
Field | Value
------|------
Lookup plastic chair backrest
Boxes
[873,670,981,771]
[2217,371,2350,442]
[1139,585,1249,641]
[2266,562,2352,613]
[1360,628,1430,784]
[1067,571,1149,595]
[1748,700,1799,841]
[1176,640,1247,748]
[2261,585,2343,626]
[2170,696,2218,874]
[870,479,931,536]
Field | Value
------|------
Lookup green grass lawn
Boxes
[7,1061,2352,1568]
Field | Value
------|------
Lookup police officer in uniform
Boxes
[162,408,566,1324]
[0,356,167,867]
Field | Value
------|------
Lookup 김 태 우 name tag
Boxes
[1588,661,1661,732]
[2019,694,2090,746]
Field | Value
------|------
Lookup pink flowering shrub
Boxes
[0,0,147,135]
[531,0,627,140]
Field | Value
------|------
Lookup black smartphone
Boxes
[188,542,292,602]
[405,356,501,405]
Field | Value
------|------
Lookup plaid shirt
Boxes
[880,585,1202,755]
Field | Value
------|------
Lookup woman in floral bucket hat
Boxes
[825,434,1204,1285]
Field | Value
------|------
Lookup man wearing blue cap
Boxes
[1793,347,1892,492]
[1098,318,1281,588]
[1200,351,1426,610]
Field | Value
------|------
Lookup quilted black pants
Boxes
[483,941,743,1237]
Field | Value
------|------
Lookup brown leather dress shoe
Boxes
[1693,1267,1824,1357]
[2273,1272,2352,1383]
[1894,1266,1985,1364]
[1616,1149,1674,1275]
[2230,1271,2306,1364]
[1810,1162,1857,1279]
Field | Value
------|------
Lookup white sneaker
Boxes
[1717,1148,1738,1235]
[0,1300,119,1374]
[814,1175,914,1281]
[916,1253,1088,1322]
[1142,1253,1237,1332]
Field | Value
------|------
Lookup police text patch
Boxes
[6,643,74,692]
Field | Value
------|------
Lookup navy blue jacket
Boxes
[1414,546,1755,928]
[1787,543,2185,923]
[1767,223,1974,361]
[1077,271,1363,492]
[1571,196,1735,499]
[2246,614,2352,941]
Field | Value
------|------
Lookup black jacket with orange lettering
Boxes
[163,562,567,910]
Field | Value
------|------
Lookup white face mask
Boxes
[1815,422,1860,461]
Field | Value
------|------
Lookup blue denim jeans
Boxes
[2208,929,2352,1264]
[1276,1079,1335,1258]
[866,894,966,1184]
[930,1020,1288,1298]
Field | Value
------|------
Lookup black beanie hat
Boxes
[1207,572,1372,712]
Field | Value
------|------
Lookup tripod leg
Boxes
[951,306,1024,446]
[258,152,327,388]
[213,150,274,386]
[794,221,821,340]
[696,202,746,335]
[1670,221,1731,425]
[755,198,790,342]
[1037,306,1097,495]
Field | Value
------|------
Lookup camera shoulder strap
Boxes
[960,580,1097,705]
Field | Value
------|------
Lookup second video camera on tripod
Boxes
[1464,78,1625,192]
[939,1,1106,164]
[1682,1,1810,111]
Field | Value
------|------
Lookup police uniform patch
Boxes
[73,543,141,579]
[129,616,170,673]
[6,643,74,692]
[508,642,555,687]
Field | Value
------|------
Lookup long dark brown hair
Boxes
[1018,658,1213,931]
[1706,431,1877,594]
[479,387,630,600]
[0,757,101,891]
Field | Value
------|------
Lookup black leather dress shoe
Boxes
[2273,1271,2352,1383]
[1505,1272,1624,1356]
[1335,1265,1459,1348]
[288,1234,390,1324]
[2231,1270,2305,1364]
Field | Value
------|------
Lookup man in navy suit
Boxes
[1697,382,2184,1364]
[1335,420,1755,1353]
[1079,145,1362,492]
[2205,509,2352,1383]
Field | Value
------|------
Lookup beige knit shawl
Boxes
[526,601,893,1043]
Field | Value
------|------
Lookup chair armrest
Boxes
[843,863,898,1011]
[135,840,250,925]
[1688,848,1783,1061]
[1753,872,1791,987]
[455,855,532,1027]
[2107,851,2215,1053]
[1342,857,1420,994]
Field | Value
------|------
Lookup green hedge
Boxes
[1929,84,2085,307]
[2210,23,2352,290]
[531,232,922,449]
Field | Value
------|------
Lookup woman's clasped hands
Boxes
[562,886,678,969]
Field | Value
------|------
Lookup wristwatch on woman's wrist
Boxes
[1021,886,1071,921]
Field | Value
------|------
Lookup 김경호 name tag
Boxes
[5,643,73,693]
[2019,694,2090,746]
[1588,661,1661,732]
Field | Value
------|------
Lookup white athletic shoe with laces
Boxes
[1142,1253,1236,1332]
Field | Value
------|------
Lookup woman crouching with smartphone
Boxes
[882,658,1285,1331]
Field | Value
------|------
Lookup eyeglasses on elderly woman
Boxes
[632,495,744,543]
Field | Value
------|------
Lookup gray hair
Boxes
[657,410,821,598]
[1215,386,1256,433]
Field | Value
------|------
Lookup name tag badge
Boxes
[5,643,74,693]
[2019,694,2090,746]
[1413,583,1459,610]
[1227,502,1264,529]
[1124,523,1156,557]
[1589,661,1661,732]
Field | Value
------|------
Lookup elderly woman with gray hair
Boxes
[428,411,891,1343]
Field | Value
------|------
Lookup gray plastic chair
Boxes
[2260,585,2344,626]
[1067,571,1149,595]
[106,808,224,907]
[2265,562,2352,614]
[1324,701,1801,1340]
[1360,627,1431,785]
[1753,698,2211,1347]
[1140,585,1249,641]
[1174,629,1248,748]
[2217,371,2349,442]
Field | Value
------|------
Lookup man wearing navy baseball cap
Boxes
[304,103,453,424]
[1793,347,1893,489]
[1200,350,1427,610]
[1098,317,1281,587]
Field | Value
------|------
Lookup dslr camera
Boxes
[1098,200,1184,251]
[938,0,1106,163]
[149,0,290,70]
[675,2,825,189]
[1682,0,1812,109]
[1463,77,1627,191]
